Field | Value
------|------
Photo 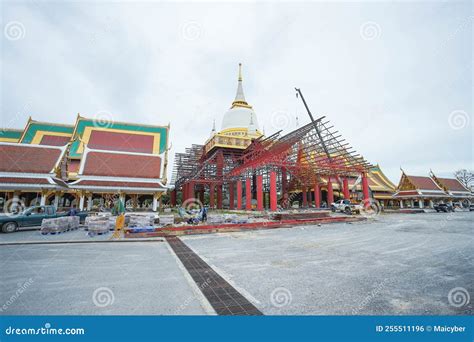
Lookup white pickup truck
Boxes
[330,199,362,214]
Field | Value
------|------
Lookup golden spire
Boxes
[232,63,251,108]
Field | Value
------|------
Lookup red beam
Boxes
[237,180,242,210]
[302,187,308,207]
[362,173,370,201]
[229,182,235,210]
[270,171,277,211]
[256,175,263,211]
[314,181,320,208]
[209,184,215,209]
[245,178,252,210]
[327,177,334,205]
[343,178,350,199]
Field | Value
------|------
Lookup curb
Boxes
[0,238,165,246]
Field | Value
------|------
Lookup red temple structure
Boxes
[171,64,373,211]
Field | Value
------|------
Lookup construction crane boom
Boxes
[295,88,331,160]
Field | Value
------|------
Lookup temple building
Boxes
[172,64,375,210]
[0,116,169,212]
[392,170,472,208]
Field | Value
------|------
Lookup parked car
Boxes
[469,204,474,212]
[0,205,88,233]
[433,203,454,213]
[331,199,362,214]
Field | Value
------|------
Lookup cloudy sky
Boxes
[1,0,472,183]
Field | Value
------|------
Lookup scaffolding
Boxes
[171,113,372,210]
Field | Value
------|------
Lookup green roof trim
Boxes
[69,118,168,157]
[0,130,23,139]
[21,123,74,144]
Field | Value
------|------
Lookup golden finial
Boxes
[238,63,242,81]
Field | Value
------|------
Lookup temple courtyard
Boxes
[0,212,472,315]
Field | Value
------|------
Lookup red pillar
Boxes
[188,181,195,200]
[270,171,277,211]
[302,187,308,207]
[343,178,350,199]
[314,182,320,208]
[170,190,176,207]
[327,177,334,205]
[281,167,288,208]
[229,182,235,210]
[256,175,263,211]
[245,178,252,210]
[182,183,188,203]
[362,173,370,201]
[209,184,215,209]
[217,184,223,209]
[216,151,224,209]
[237,181,242,210]
[198,188,204,204]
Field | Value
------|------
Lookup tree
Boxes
[454,169,474,190]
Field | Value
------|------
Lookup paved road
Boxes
[183,212,473,315]
[0,242,208,315]
[1,212,472,315]
[0,227,113,243]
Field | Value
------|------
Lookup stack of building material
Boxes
[206,215,225,224]
[231,215,248,224]
[41,216,80,234]
[107,216,118,230]
[271,211,330,221]
[223,214,237,222]
[128,214,155,227]
[158,215,174,226]
[126,226,155,233]
[85,216,110,235]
